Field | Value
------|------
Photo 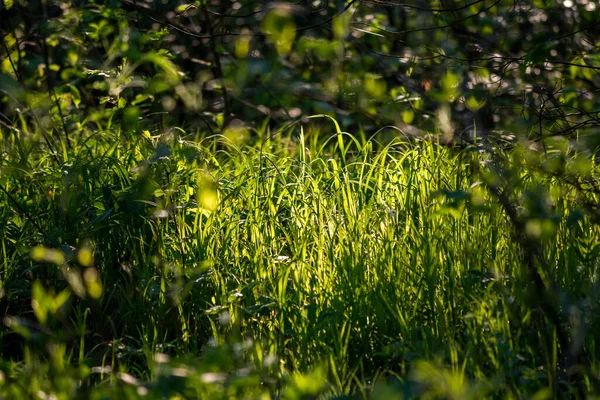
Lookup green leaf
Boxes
[32,282,48,325]
[123,107,141,131]
[524,44,551,65]
[261,8,297,56]
[68,84,81,107]
[402,109,415,124]
[144,52,181,84]
[196,173,219,213]
[333,10,352,39]
[466,96,486,111]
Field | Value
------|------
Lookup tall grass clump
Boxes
[1,121,600,398]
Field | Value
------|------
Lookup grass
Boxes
[1,120,600,399]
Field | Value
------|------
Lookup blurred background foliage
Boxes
[1,0,599,143]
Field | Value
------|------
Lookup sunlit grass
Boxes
[1,123,599,398]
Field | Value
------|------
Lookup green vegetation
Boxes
[2,0,600,398]
[2,122,600,398]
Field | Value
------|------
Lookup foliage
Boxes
[1,0,600,398]
[1,0,599,137]
[0,124,600,397]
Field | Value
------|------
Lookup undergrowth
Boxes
[1,120,600,399]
